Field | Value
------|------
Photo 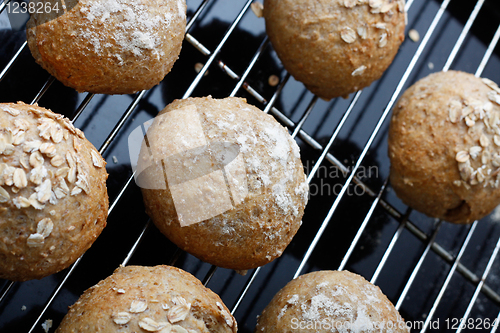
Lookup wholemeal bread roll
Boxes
[0,102,108,281]
[26,0,186,94]
[56,265,237,333]
[389,70,500,224]
[263,0,406,100]
[138,96,309,270]
[255,270,409,332]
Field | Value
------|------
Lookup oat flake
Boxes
[251,2,263,17]
[378,32,388,47]
[357,26,368,39]
[352,65,367,77]
[344,0,357,8]
[130,300,147,313]
[456,151,470,163]
[341,27,357,43]
[409,29,420,42]
[138,318,168,332]
[112,312,131,325]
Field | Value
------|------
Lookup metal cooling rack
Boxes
[1,0,500,332]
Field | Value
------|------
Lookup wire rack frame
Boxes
[0,0,500,332]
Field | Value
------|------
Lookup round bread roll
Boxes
[56,265,237,333]
[26,0,186,94]
[255,270,409,332]
[263,0,406,100]
[138,96,309,270]
[389,71,500,224]
[0,102,108,281]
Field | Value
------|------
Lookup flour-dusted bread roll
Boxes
[389,71,500,224]
[26,0,186,94]
[255,270,409,333]
[0,102,108,281]
[56,265,237,333]
[263,0,406,100]
[138,96,309,270]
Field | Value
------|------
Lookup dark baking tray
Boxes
[0,0,500,332]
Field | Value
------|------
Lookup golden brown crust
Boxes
[140,97,309,270]
[388,70,500,224]
[26,0,186,94]
[56,265,237,333]
[0,102,108,281]
[255,270,409,333]
[263,0,406,100]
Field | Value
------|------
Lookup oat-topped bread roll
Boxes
[0,102,108,281]
[138,96,309,270]
[56,265,237,332]
[255,270,409,332]
[26,0,186,94]
[389,71,500,224]
[263,0,406,100]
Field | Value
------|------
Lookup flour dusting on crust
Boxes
[79,0,173,59]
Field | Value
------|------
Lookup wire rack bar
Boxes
[25,89,150,332]
[408,218,500,304]
[476,23,500,77]
[1,0,499,331]
[338,178,389,271]
[230,37,270,97]
[0,281,13,304]
[291,96,318,139]
[236,76,500,304]
[30,76,55,105]
[456,234,500,333]
[6,4,264,330]
[421,222,478,333]
[370,209,410,284]
[370,0,487,289]
[0,41,27,83]
[27,255,84,333]
[99,90,146,154]
[0,0,11,13]
[186,0,210,32]
[230,266,261,316]
[202,265,218,287]
[70,93,95,123]
[183,6,500,300]
[121,221,152,267]
[442,0,485,72]
[395,219,444,310]
[263,73,290,114]
[293,0,452,280]
[491,313,500,333]
[182,0,253,99]
[306,91,362,184]
[185,33,211,56]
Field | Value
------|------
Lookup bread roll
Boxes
[263,0,406,100]
[389,70,500,224]
[255,270,409,332]
[26,0,186,94]
[138,96,309,270]
[0,102,108,281]
[56,265,237,332]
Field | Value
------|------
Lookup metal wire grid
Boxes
[0,0,499,332]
